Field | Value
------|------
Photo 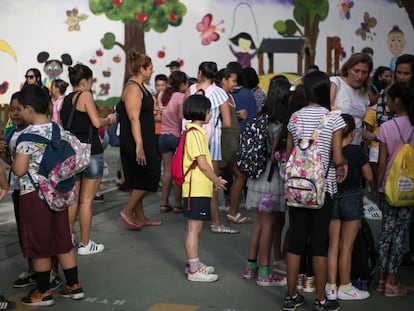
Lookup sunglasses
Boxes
[25,75,35,79]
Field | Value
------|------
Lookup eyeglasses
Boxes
[25,75,35,79]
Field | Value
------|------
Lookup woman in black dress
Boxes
[118,50,161,229]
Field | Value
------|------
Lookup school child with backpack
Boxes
[326,113,375,301]
[282,71,348,311]
[242,76,291,287]
[0,92,63,291]
[12,85,85,306]
[376,83,414,297]
[181,95,227,282]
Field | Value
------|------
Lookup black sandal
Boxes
[160,205,172,214]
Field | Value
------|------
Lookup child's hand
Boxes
[0,140,7,154]
[214,176,227,191]
[0,188,7,201]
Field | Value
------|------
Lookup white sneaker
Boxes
[338,284,370,300]
[184,262,215,274]
[77,240,104,255]
[325,286,338,300]
[187,267,219,282]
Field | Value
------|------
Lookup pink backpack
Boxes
[171,127,198,186]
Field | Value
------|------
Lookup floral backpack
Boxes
[284,113,332,209]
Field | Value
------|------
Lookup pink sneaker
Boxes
[242,268,258,280]
[256,273,287,287]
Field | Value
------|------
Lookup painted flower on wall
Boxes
[339,0,354,20]
[65,7,88,31]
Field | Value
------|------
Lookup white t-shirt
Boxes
[330,76,369,145]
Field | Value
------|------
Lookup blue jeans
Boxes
[76,153,104,180]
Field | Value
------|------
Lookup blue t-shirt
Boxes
[231,86,258,133]
[339,144,368,191]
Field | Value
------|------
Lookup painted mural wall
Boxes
[0,0,412,105]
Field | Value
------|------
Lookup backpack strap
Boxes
[393,118,414,144]
[183,127,200,211]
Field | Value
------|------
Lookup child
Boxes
[0,163,14,310]
[326,113,375,301]
[182,94,227,282]
[50,79,69,124]
[283,71,347,311]
[13,85,84,306]
[242,75,291,287]
[228,32,257,68]
[376,83,414,296]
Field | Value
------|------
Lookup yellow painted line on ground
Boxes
[147,303,200,311]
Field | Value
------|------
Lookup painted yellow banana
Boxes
[0,39,16,60]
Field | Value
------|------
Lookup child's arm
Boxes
[0,165,9,200]
[0,140,11,165]
[332,128,348,183]
[361,162,377,201]
[195,155,227,190]
[377,141,387,192]
[12,153,30,177]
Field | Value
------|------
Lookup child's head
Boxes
[183,94,211,123]
[226,61,245,86]
[372,66,392,89]
[9,91,26,128]
[18,85,50,121]
[341,113,356,139]
[386,83,414,125]
[160,71,188,106]
[68,64,93,89]
[198,61,218,82]
[154,74,168,94]
[24,68,42,87]
[51,79,69,98]
[265,75,291,124]
[242,67,260,89]
[230,32,256,52]
[216,68,237,93]
[303,70,331,110]
[394,54,414,85]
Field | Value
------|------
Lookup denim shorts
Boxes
[158,134,179,155]
[76,153,104,180]
[332,188,364,221]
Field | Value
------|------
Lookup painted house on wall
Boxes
[0,0,413,105]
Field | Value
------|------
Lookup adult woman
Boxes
[330,52,373,145]
[159,71,188,213]
[60,64,115,255]
[23,68,43,87]
[118,50,161,229]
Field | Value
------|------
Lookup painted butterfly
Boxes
[196,13,225,45]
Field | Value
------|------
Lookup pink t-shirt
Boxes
[52,95,64,123]
[377,116,414,192]
[160,91,184,137]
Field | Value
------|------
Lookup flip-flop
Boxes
[117,219,142,230]
[173,206,183,214]
[140,220,162,227]
[226,213,253,224]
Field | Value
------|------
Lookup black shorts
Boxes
[183,197,211,221]
[287,194,334,257]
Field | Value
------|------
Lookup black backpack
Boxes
[351,218,377,280]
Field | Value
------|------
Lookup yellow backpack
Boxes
[384,120,414,207]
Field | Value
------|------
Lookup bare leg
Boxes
[67,180,82,235]
[286,252,301,296]
[160,152,173,207]
[313,256,328,301]
[338,220,360,285]
[248,210,262,260]
[272,211,286,262]
[327,219,340,284]
[78,177,102,246]
[210,161,221,226]
[185,219,203,259]
[228,164,246,217]
[258,212,276,267]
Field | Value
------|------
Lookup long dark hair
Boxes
[386,83,414,125]
[303,71,331,110]
[161,71,187,106]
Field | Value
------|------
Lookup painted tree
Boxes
[273,0,329,65]
[89,0,187,82]
[394,0,414,30]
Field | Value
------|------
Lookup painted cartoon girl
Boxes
[228,32,257,68]
[387,25,406,71]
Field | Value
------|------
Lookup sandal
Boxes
[210,224,239,234]
[226,213,252,224]
[160,205,172,214]
[376,280,385,293]
[384,282,414,297]
[173,206,183,214]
